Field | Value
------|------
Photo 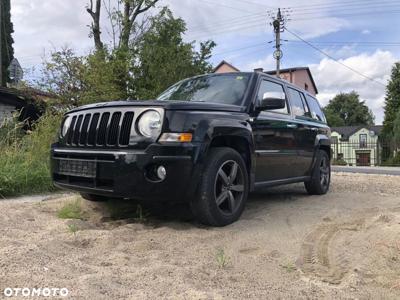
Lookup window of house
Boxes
[305,95,326,123]
[257,80,289,114]
[359,134,367,148]
[331,136,338,144]
[287,88,307,117]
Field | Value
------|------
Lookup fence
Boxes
[331,139,400,167]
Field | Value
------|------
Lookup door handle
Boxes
[286,124,298,128]
[310,127,319,131]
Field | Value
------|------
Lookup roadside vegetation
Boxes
[57,198,85,220]
[0,113,62,197]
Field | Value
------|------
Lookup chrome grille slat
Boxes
[119,112,134,146]
[96,112,110,146]
[72,115,83,145]
[79,114,91,145]
[107,112,122,146]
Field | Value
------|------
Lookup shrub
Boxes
[332,158,347,166]
[57,199,84,220]
[0,112,63,197]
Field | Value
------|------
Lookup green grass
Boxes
[0,112,63,197]
[57,199,84,220]
[280,261,297,273]
[216,248,230,268]
[67,223,80,235]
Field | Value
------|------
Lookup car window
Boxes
[157,74,251,106]
[257,80,289,114]
[288,88,307,117]
[299,93,311,115]
[305,95,326,123]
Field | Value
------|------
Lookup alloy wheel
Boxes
[214,160,245,215]
[320,156,330,188]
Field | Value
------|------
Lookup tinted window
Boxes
[157,74,250,106]
[305,95,326,123]
[257,80,288,114]
[288,88,306,117]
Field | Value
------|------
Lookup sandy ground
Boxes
[1,173,400,299]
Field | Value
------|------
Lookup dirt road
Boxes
[1,173,400,299]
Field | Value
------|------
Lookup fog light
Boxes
[157,166,167,180]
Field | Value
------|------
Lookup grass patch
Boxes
[0,112,63,197]
[216,248,230,268]
[67,223,80,236]
[280,261,297,273]
[57,199,84,220]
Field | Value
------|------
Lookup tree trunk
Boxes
[87,0,103,51]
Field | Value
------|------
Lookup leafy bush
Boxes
[0,112,63,197]
[382,152,400,166]
[332,158,347,166]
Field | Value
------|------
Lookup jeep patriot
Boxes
[51,72,331,226]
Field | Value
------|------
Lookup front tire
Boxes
[190,147,249,226]
[305,150,331,195]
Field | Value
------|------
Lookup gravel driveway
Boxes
[1,173,400,299]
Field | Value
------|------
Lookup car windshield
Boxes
[157,74,251,106]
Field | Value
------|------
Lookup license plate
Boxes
[58,159,97,178]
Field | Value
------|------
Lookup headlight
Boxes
[137,110,162,138]
[61,116,72,137]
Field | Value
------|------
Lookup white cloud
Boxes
[241,54,275,72]
[310,50,397,124]
[362,29,371,35]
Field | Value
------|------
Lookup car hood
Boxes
[67,100,244,114]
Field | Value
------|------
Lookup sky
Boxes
[11,0,400,124]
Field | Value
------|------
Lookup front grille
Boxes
[65,110,135,147]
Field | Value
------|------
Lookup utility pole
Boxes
[0,0,3,86]
[273,9,282,77]
[269,8,288,78]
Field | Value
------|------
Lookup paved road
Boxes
[332,165,400,176]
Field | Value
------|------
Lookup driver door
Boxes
[250,79,298,182]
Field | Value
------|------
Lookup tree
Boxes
[394,109,400,144]
[87,0,160,51]
[86,0,103,51]
[382,62,400,139]
[132,8,216,99]
[1,0,14,86]
[323,91,375,127]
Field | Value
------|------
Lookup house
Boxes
[330,125,383,166]
[213,60,318,96]
[0,87,45,127]
[265,67,318,96]
[8,58,24,84]
[213,60,240,73]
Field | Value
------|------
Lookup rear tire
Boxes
[80,193,109,202]
[305,150,331,195]
[190,147,249,227]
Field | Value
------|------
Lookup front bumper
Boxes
[51,143,202,201]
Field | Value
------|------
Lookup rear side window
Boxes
[257,80,289,114]
[305,95,326,123]
[288,88,307,117]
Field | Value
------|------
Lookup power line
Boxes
[284,27,386,87]
[286,0,400,9]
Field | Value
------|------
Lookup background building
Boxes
[331,125,383,166]
[213,60,318,96]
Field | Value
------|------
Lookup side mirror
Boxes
[258,91,286,111]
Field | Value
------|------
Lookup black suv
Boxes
[51,72,331,226]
